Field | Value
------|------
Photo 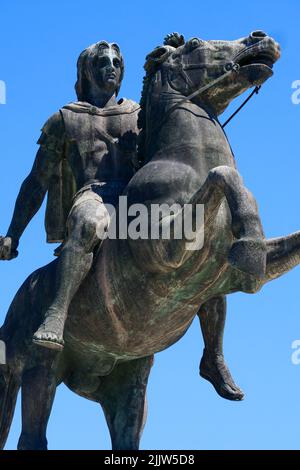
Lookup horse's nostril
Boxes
[250,30,267,39]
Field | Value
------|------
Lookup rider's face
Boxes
[91,48,122,93]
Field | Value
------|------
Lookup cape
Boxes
[43,99,140,243]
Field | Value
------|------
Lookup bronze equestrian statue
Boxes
[0,31,299,450]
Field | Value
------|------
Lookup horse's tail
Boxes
[0,329,20,450]
[0,361,20,450]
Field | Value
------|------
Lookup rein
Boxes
[221,85,260,128]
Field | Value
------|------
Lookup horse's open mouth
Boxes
[235,42,280,71]
[237,52,276,69]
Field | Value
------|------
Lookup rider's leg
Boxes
[33,198,110,350]
[198,296,244,401]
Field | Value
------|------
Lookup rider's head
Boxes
[75,41,124,101]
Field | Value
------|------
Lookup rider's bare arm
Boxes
[0,112,64,260]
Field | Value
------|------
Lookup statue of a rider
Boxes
[0,37,244,401]
[0,41,139,350]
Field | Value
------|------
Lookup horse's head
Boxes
[144,31,280,115]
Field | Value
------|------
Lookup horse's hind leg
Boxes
[198,296,244,401]
[17,351,59,450]
[97,355,153,450]
[193,165,266,278]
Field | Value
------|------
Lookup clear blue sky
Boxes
[1,0,300,450]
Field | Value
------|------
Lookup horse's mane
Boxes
[137,71,156,164]
[138,33,185,164]
[138,73,154,133]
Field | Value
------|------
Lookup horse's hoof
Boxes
[32,332,64,352]
[229,238,266,279]
[200,349,244,401]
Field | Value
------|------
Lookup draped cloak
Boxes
[38,99,140,243]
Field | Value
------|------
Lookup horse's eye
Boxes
[188,38,202,50]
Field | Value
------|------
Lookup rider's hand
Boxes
[0,236,19,260]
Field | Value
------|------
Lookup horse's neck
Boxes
[148,75,218,139]
[147,84,234,171]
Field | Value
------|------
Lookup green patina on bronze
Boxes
[0,31,299,450]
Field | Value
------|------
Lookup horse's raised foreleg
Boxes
[17,352,59,450]
[198,296,244,400]
[190,165,266,278]
[97,356,153,450]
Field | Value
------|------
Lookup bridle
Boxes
[163,61,261,129]
[141,59,262,165]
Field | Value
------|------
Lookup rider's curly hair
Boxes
[75,41,124,101]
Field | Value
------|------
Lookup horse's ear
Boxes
[164,32,185,48]
[144,45,175,73]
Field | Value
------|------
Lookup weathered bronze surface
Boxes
[1,32,298,450]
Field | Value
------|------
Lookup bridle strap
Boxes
[164,62,241,122]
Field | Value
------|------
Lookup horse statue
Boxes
[1,30,299,450]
